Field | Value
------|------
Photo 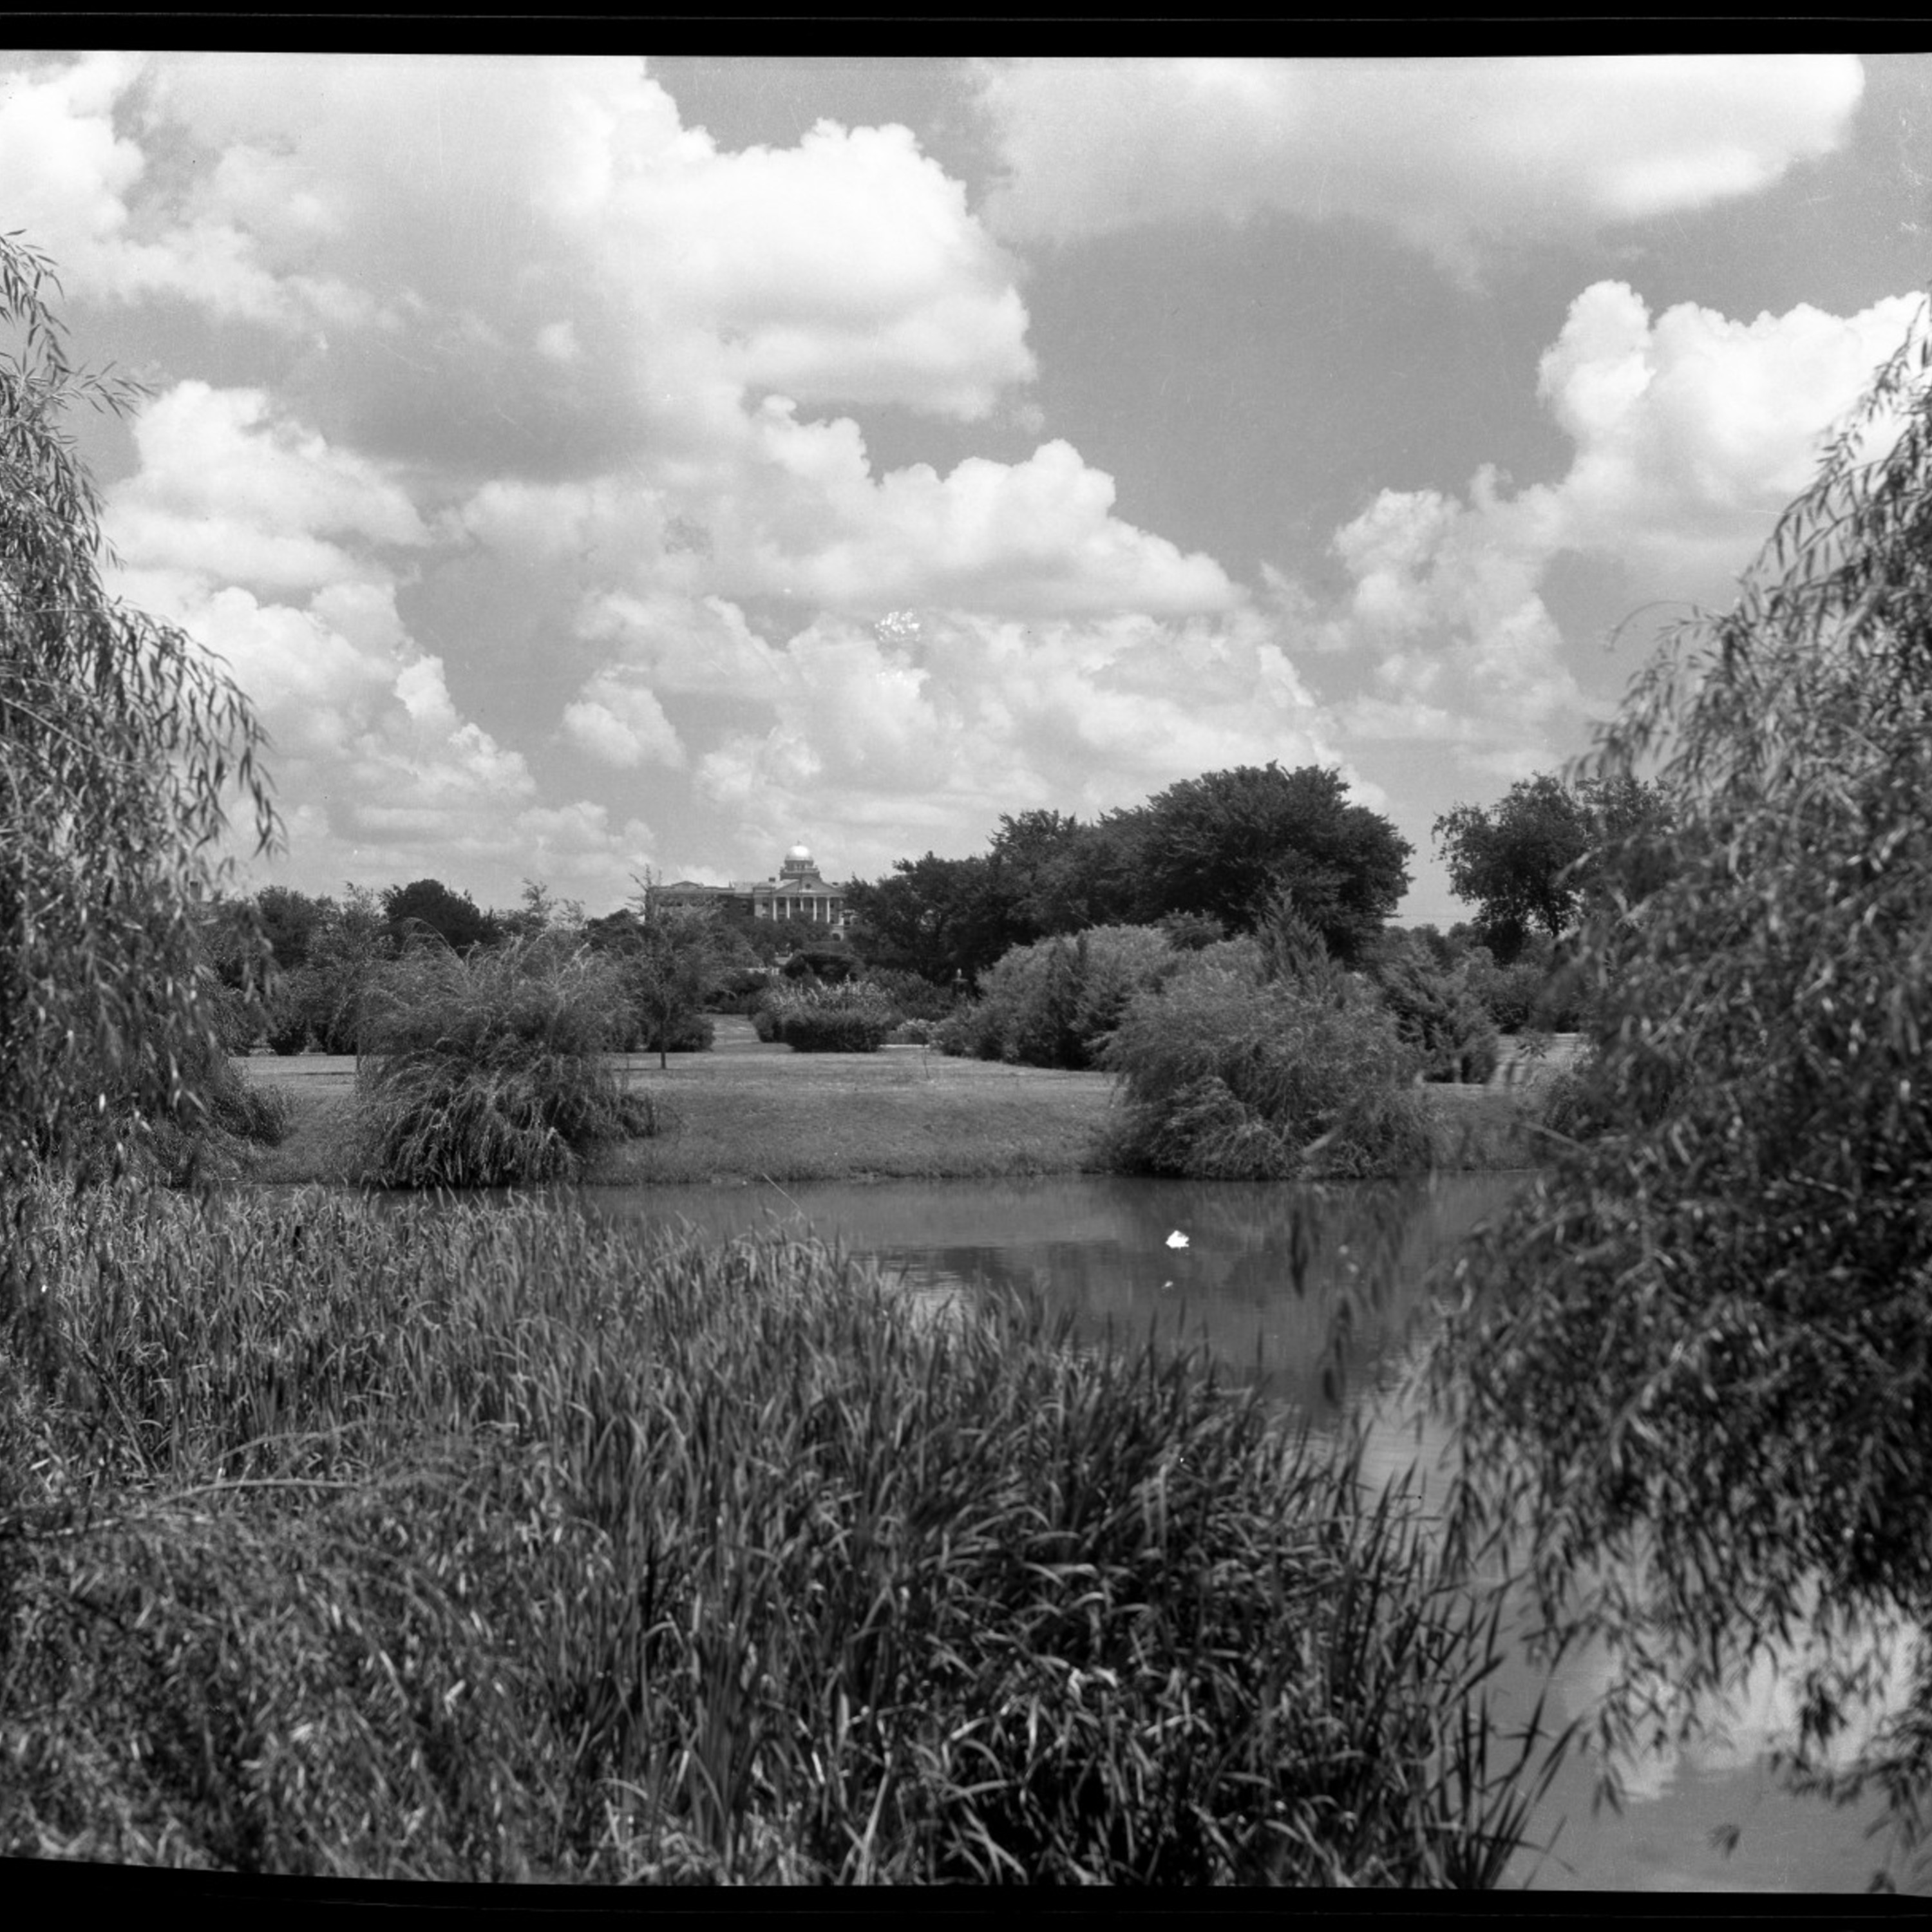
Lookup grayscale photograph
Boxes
[3,50,1929,1897]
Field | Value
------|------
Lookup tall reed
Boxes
[354,937,652,1188]
[0,1181,1558,1882]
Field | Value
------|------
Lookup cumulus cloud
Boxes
[976,57,1864,273]
[88,52,1036,446]
[0,51,371,324]
[99,383,645,897]
[688,605,1352,879]
[561,674,687,770]
[109,382,429,593]
[453,417,1238,623]
[1316,281,1922,765]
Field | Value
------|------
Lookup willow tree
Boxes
[1,236,277,1176]
[1431,302,1932,1878]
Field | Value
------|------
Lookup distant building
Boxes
[648,842,853,932]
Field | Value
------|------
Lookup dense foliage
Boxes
[940,924,1179,1069]
[0,1185,1557,1883]
[1100,911,1430,1181]
[0,236,278,1176]
[1434,772,1672,965]
[354,936,652,1187]
[1432,300,1932,1860]
[759,979,899,1053]
[1368,938,1501,1085]
[382,876,501,954]
[849,764,1410,985]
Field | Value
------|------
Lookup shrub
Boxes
[764,979,898,1053]
[263,974,313,1056]
[1101,945,1430,1180]
[354,937,654,1188]
[1372,943,1500,1084]
[781,947,858,984]
[862,966,960,1023]
[963,925,1180,1069]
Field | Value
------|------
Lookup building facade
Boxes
[648,843,853,931]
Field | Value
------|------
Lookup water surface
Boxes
[579,1169,1926,1895]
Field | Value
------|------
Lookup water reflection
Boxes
[583,1170,1525,1419]
[578,1168,1926,1893]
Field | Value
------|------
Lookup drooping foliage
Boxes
[1433,298,1932,1862]
[0,236,278,1176]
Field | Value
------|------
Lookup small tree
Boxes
[1,236,277,1175]
[621,889,734,1070]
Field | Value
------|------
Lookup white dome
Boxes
[784,842,813,863]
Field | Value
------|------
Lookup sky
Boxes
[8,50,1932,924]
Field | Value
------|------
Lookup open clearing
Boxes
[240,1019,1582,1189]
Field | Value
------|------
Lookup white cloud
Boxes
[0,52,368,324]
[453,420,1238,623]
[1533,281,1922,591]
[976,57,1864,273]
[561,674,687,770]
[1317,283,1922,770]
[109,382,429,594]
[690,604,1352,880]
[99,383,652,899]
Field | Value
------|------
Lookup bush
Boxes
[1372,943,1500,1084]
[781,947,858,984]
[0,1186,1557,1884]
[764,979,898,1054]
[1101,945,1430,1180]
[610,1009,715,1055]
[263,975,312,1056]
[862,967,960,1023]
[354,937,654,1188]
[959,925,1180,1069]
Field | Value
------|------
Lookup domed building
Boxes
[647,841,852,931]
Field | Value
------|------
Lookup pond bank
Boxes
[238,1028,1580,1188]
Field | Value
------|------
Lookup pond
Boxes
[576,1170,1926,1895]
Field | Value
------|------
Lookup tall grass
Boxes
[354,937,652,1188]
[0,1181,1557,1883]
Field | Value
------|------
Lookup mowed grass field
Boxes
[243,1021,1118,1186]
[240,1017,1584,1188]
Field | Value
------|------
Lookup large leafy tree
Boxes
[1,237,276,1173]
[987,808,1144,937]
[1433,301,1932,1873]
[382,876,500,954]
[846,853,1015,986]
[1131,763,1411,963]
[1433,771,1672,964]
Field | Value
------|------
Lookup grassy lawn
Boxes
[240,1027,1580,1188]
[242,1041,1119,1186]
